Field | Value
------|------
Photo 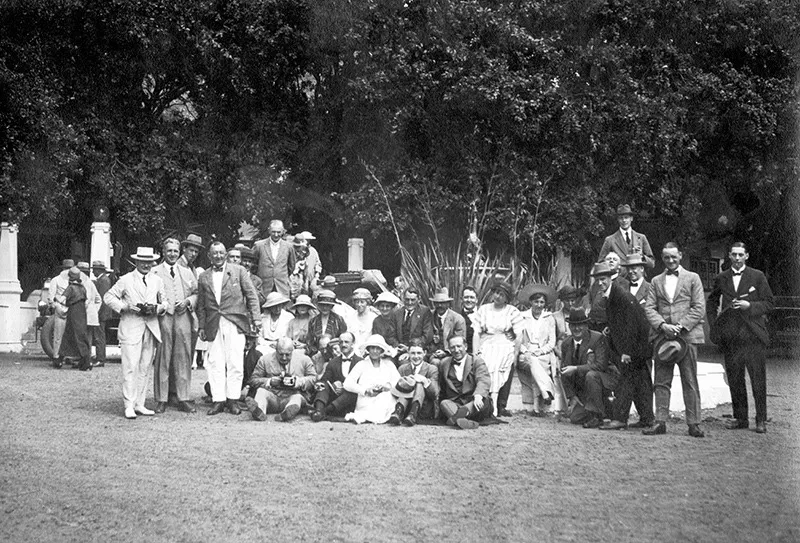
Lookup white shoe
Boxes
[124,408,137,419]
[134,406,155,416]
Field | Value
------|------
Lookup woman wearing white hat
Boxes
[259,292,294,357]
[343,334,401,424]
[346,288,377,351]
[286,294,317,353]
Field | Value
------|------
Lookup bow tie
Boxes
[666,270,679,276]
[732,271,743,276]
[213,265,224,271]
[452,359,464,367]
[629,282,639,288]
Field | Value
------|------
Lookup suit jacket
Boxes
[432,309,467,350]
[598,229,655,274]
[398,360,440,403]
[103,270,167,345]
[253,238,296,297]
[605,283,651,360]
[248,350,317,399]
[151,262,198,316]
[644,266,706,344]
[249,272,267,307]
[320,353,364,383]
[461,309,475,351]
[560,330,618,390]
[707,266,774,347]
[195,263,261,342]
[588,275,628,324]
[438,354,491,405]
[94,272,114,322]
[630,278,651,305]
[390,305,434,347]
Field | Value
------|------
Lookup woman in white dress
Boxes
[347,288,377,351]
[343,334,400,424]
[517,284,558,416]
[473,281,524,414]
[258,292,294,356]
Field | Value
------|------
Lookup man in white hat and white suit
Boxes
[104,247,168,419]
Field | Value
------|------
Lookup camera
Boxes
[136,303,157,316]
[278,374,296,389]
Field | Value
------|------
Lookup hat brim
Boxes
[316,299,338,306]
[181,240,204,249]
[430,296,453,303]
[517,284,556,304]
[565,317,590,324]
[390,385,416,399]
[291,301,315,310]
[653,336,688,363]
[130,254,160,262]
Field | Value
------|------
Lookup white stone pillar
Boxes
[0,223,23,352]
[90,222,112,271]
[347,238,364,272]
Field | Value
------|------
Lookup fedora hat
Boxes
[61,259,75,269]
[654,336,688,364]
[621,254,648,267]
[181,233,204,249]
[130,247,160,262]
[321,275,337,288]
[589,262,615,277]
[616,204,634,216]
[316,289,339,306]
[375,291,401,306]
[351,288,373,301]
[565,307,590,324]
[362,334,391,353]
[517,283,556,305]
[291,294,315,310]
[390,375,418,399]
[91,260,107,271]
[430,287,453,303]
[263,291,290,309]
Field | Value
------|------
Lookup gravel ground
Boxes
[1,353,798,543]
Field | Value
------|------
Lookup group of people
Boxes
[52,209,775,435]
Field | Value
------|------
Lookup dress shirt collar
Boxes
[732,266,746,276]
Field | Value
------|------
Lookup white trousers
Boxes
[121,328,157,409]
[207,317,245,402]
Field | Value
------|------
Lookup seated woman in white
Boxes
[343,334,400,424]
[259,292,294,357]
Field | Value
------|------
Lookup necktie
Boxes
[625,232,631,246]
[141,274,147,286]
[170,266,175,278]
[574,341,581,353]
[666,269,679,276]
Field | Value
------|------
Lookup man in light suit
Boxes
[429,288,467,354]
[389,342,439,426]
[151,238,198,414]
[707,242,774,434]
[643,242,706,437]
[196,241,261,416]
[104,247,168,419]
[598,204,655,279]
[49,259,75,359]
[388,287,433,353]
[438,336,492,429]
[253,219,296,298]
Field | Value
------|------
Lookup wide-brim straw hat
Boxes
[263,292,290,309]
[291,294,315,310]
[517,283,556,305]
[130,247,160,262]
[362,334,391,353]
[375,291,401,306]
[430,287,453,303]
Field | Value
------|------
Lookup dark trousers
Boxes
[314,386,358,416]
[612,356,654,424]
[562,369,609,418]
[496,363,515,411]
[440,397,494,423]
[395,384,436,419]
[724,332,767,424]
[89,322,107,362]
[654,343,700,425]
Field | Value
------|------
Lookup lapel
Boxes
[462,355,473,385]
[221,265,232,294]
[133,272,148,300]
[733,268,748,296]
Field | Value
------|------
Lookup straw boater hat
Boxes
[375,291,401,306]
[77,261,90,272]
[181,234,204,249]
[616,204,634,216]
[390,375,417,399]
[61,259,75,269]
[291,294,315,310]
[654,336,688,364]
[351,288,373,301]
[130,247,159,261]
[362,334,391,353]
[430,287,453,303]
[321,275,337,288]
[263,292,290,309]
[621,254,648,268]
[565,307,591,324]
[316,289,339,306]
[517,283,556,305]
[91,260,107,271]
[589,261,615,277]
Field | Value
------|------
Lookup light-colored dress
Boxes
[473,303,524,395]
[347,311,377,351]
[518,311,557,407]
[343,358,400,424]
[286,315,311,348]
[259,309,294,355]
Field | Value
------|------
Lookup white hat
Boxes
[130,247,159,262]
[375,291,401,306]
[362,334,391,354]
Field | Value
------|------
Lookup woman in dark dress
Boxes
[57,267,91,371]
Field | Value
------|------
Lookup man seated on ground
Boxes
[559,307,619,429]
[388,342,439,426]
[245,337,317,422]
[437,336,492,429]
[310,332,362,421]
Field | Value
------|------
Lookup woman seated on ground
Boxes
[286,294,316,354]
[343,334,400,424]
[517,284,558,416]
[259,292,294,356]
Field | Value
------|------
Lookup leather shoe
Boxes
[177,401,196,413]
[724,418,749,430]
[642,422,667,435]
[134,405,155,416]
[244,397,267,421]
[310,410,326,422]
[124,407,137,419]
[456,417,479,430]
[688,424,705,438]
[154,402,167,414]
[448,406,469,426]
[629,420,653,429]
[275,404,301,422]
[755,421,767,434]
[207,402,225,415]
[582,416,602,429]
[402,412,417,427]
[599,420,627,430]
[497,408,513,417]
[226,399,241,415]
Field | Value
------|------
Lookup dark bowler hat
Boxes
[654,336,688,363]
[181,233,204,249]
[616,204,634,216]
[621,254,648,267]
[565,307,590,324]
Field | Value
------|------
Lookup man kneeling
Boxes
[389,343,439,426]
[245,337,316,421]
[437,336,492,429]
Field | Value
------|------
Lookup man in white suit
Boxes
[151,238,198,414]
[104,247,168,419]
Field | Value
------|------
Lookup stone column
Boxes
[347,238,364,272]
[0,223,23,352]
[90,221,112,272]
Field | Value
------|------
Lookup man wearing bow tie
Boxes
[309,331,363,421]
[643,242,706,437]
[438,336,492,429]
[598,204,655,279]
[196,242,261,416]
[151,238,198,414]
[707,242,774,434]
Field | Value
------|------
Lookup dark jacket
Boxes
[707,266,774,347]
[606,283,651,360]
[438,354,491,406]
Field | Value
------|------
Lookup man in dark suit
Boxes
[622,253,651,305]
[707,242,774,434]
[643,242,706,437]
[252,219,296,298]
[587,255,627,333]
[430,288,467,353]
[91,260,114,367]
[388,287,433,353]
[438,336,493,429]
[196,241,261,416]
[460,286,478,352]
[590,262,655,430]
[309,331,362,421]
[560,307,618,428]
[598,204,655,279]
[389,343,439,426]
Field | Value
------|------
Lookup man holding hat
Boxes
[707,242,774,434]
[389,342,440,426]
[598,204,655,279]
[429,287,467,355]
[643,242,706,437]
[307,289,348,356]
[559,307,618,428]
[104,247,168,419]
